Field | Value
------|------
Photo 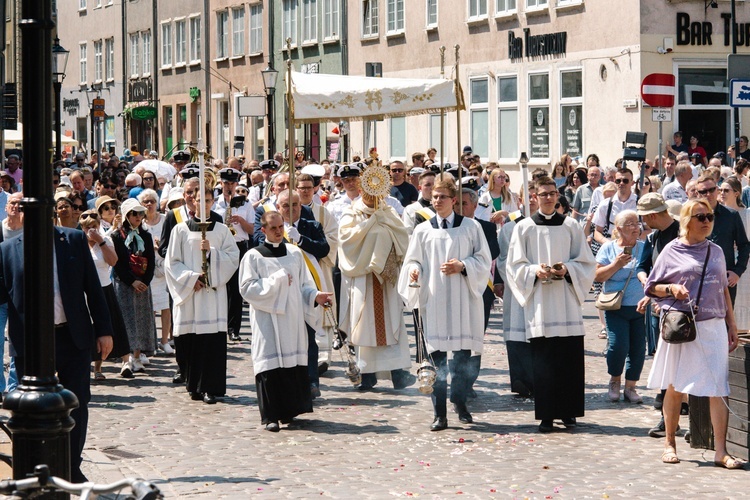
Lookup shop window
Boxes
[498,76,518,160]
[560,69,583,157]
[678,68,728,106]
[529,72,549,159]
[470,77,489,158]
[390,116,406,158]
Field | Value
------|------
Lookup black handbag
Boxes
[660,247,710,345]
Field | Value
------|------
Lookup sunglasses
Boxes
[691,213,715,223]
[81,212,99,220]
[71,204,85,210]
[614,178,630,185]
[101,203,116,211]
[390,169,405,173]
[643,181,650,186]
[142,176,156,181]
[129,212,146,218]
[103,184,117,190]
[696,186,717,195]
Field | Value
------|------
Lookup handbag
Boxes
[595,245,638,311]
[660,246,710,344]
[129,253,148,277]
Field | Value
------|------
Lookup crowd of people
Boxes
[0,134,746,479]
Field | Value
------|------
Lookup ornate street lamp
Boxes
[52,37,69,161]
[261,63,278,160]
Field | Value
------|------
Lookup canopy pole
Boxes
[454,45,462,215]
[439,46,445,182]
[286,38,295,204]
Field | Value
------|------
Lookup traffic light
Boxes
[1,83,17,130]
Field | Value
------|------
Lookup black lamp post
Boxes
[261,63,278,160]
[3,1,78,483]
[52,37,69,161]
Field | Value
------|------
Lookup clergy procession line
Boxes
[2,146,749,483]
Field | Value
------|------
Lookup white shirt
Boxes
[212,194,253,242]
[592,193,638,232]
[661,181,688,203]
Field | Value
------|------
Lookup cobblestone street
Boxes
[79,296,750,498]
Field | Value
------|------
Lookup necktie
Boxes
[441,218,448,229]
[189,210,195,218]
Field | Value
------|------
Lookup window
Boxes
[142,31,151,74]
[250,5,263,53]
[217,10,229,58]
[429,114,444,159]
[529,73,550,159]
[468,0,488,19]
[232,7,245,56]
[497,76,518,159]
[129,33,139,76]
[323,0,339,40]
[386,0,404,33]
[302,0,317,43]
[470,78,489,159]
[94,40,102,82]
[526,0,547,9]
[496,0,516,15]
[79,42,87,84]
[557,0,582,6]
[678,67,728,105]
[390,116,406,158]
[79,0,86,10]
[189,17,201,63]
[560,70,583,157]
[426,0,438,28]
[161,23,172,67]
[175,19,186,64]
[283,0,298,46]
[95,0,101,7]
[362,0,379,38]
[105,38,114,81]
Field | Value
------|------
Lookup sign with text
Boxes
[529,106,549,159]
[652,108,672,122]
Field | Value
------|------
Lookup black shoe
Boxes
[310,384,321,399]
[454,403,473,424]
[684,430,691,443]
[203,394,217,404]
[539,420,554,433]
[680,402,690,415]
[562,417,577,429]
[654,392,664,410]
[265,421,280,432]
[280,418,294,425]
[358,374,377,391]
[317,362,329,376]
[430,416,448,431]
[229,332,242,342]
[467,389,478,399]
[172,371,185,384]
[393,372,417,390]
[648,417,680,438]
[332,331,347,350]
[190,392,203,401]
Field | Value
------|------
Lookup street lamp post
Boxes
[519,152,530,216]
[261,63,278,160]
[52,38,69,162]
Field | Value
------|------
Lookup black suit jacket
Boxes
[292,218,329,260]
[158,208,223,257]
[0,226,113,357]
[475,217,500,261]
[253,203,314,247]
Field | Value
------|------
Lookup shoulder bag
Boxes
[660,246,710,344]
[595,245,638,311]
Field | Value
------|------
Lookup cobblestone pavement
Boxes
[79,296,750,498]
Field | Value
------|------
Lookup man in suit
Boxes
[276,189,330,398]
[252,173,313,248]
[0,226,113,482]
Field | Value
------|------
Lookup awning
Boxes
[290,70,463,123]
[3,123,78,147]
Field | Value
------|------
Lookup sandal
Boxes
[661,446,679,464]
[94,371,106,381]
[598,328,608,339]
[714,455,745,469]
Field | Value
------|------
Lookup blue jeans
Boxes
[604,306,646,381]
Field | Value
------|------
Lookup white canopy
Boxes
[3,123,78,148]
[290,70,463,123]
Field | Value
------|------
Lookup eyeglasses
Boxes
[643,181,651,186]
[141,198,156,204]
[536,191,558,198]
[101,204,116,211]
[158,181,167,187]
[432,194,452,201]
[80,213,99,220]
[691,213,715,223]
[696,186,717,195]
[71,204,84,211]
[614,178,631,185]
[390,169,404,173]
[235,190,249,195]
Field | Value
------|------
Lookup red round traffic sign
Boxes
[641,73,675,108]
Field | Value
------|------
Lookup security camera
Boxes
[657,47,668,54]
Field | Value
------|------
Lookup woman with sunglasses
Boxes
[718,176,750,332]
[138,189,173,354]
[110,198,157,377]
[645,199,741,468]
[80,209,131,379]
[54,193,81,229]
[96,195,121,236]
[141,171,160,198]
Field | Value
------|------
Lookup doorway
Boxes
[677,109,729,157]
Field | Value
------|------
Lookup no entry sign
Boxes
[641,73,675,108]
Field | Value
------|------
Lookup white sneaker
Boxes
[160,342,175,354]
[130,355,145,373]
[120,360,134,378]
[139,353,150,366]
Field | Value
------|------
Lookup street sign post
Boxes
[642,74,675,174]
[652,108,672,122]
[730,79,750,107]
[92,98,105,122]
